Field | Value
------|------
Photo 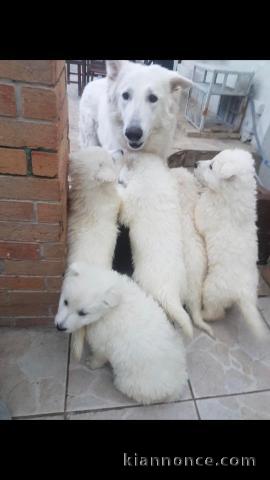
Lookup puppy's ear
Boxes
[102,287,121,308]
[106,61,128,80]
[66,262,81,277]
[220,162,236,180]
[170,73,193,92]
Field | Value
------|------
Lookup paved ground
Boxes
[1,77,269,420]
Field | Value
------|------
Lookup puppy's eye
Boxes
[209,164,213,170]
[148,94,158,103]
[122,92,130,100]
[64,299,68,306]
[78,310,87,317]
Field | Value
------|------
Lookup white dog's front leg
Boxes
[85,353,107,370]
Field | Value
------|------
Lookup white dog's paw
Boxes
[85,355,107,370]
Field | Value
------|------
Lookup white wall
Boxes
[179,60,270,154]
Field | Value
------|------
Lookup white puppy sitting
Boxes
[55,263,187,405]
[194,149,265,337]
[118,152,193,338]
[172,167,213,337]
[68,147,122,359]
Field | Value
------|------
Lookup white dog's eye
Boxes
[64,299,68,306]
[78,309,87,317]
[209,164,213,170]
[122,92,130,100]
[148,94,158,103]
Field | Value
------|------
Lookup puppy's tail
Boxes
[71,327,86,361]
[238,298,267,339]
[190,306,215,338]
[165,298,193,338]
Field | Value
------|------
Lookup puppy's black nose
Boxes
[194,161,198,168]
[125,126,143,142]
[56,324,67,331]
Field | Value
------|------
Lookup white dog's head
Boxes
[194,149,255,191]
[69,146,124,185]
[106,60,193,154]
[55,263,121,333]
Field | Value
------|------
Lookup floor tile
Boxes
[197,391,270,419]
[258,297,270,327]
[186,306,270,398]
[18,414,64,420]
[0,328,69,417]
[67,400,198,420]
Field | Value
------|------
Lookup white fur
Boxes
[194,149,266,337]
[172,167,213,337]
[55,263,187,405]
[79,60,192,158]
[118,152,193,338]
[68,147,121,358]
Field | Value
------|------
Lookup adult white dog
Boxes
[79,60,192,158]
[172,167,213,336]
[118,152,193,338]
[68,147,122,359]
[194,149,265,337]
[55,263,187,405]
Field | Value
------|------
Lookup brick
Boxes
[0,61,63,85]
[9,291,60,305]
[0,222,61,242]
[0,317,54,327]
[22,87,58,121]
[0,201,33,221]
[4,259,65,276]
[0,84,16,116]
[0,304,50,316]
[0,276,45,290]
[0,148,27,175]
[0,176,60,201]
[0,242,40,260]
[42,243,66,259]
[0,118,58,149]
[45,276,63,290]
[36,203,61,222]
[0,291,9,304]
[32,151,58,177]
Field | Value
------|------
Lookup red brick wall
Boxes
[0,60,69,327]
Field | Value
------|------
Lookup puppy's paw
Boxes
[85,355,107,370]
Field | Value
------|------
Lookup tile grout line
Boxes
[63,334,72,420]
[188,379,201,420]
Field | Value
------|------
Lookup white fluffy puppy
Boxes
[68,147,122,359]
[172,167,213,337]
[55,263,187,405]
[118,152,193,338]
[194,149,265,337]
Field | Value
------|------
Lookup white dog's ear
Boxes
[220,162,237,180]
[102,287,121,308]
[106,61,128,80]
[220,151,255,180]
[170,73,193,92]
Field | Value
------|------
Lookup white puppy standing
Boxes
[118,152,193,338]
[172,167,213,337]
[68,147,122,359]
[194,149,265,337]
[55,263,188,405]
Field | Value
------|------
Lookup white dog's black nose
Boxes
[125,126,143,142]
[56,323,67,331]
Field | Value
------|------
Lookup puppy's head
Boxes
[194,149,255,191]
[55,263,121,333]
[69,146,121,184]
